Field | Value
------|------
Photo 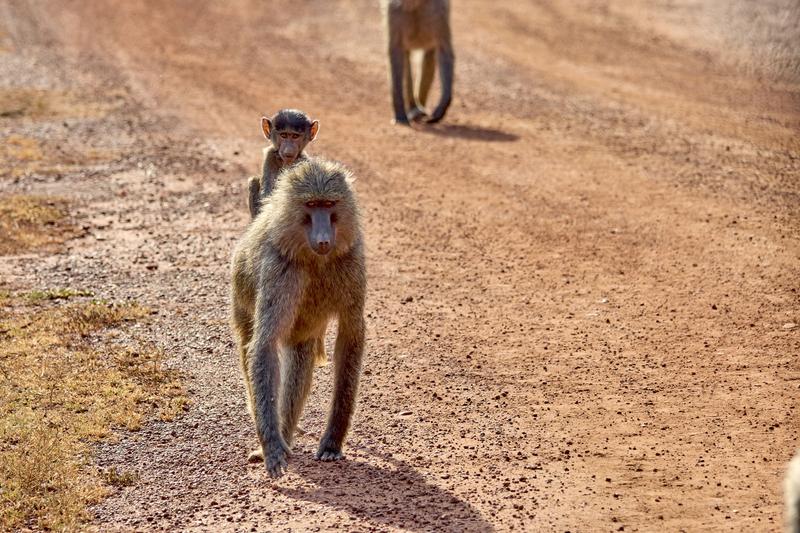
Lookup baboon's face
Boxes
[262,114,319,166]
[274,128,307,165]
[302,199,338,255]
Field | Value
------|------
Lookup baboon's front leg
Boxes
[316,311,365,461]
[249,338,288,477]
[249,271,300,478]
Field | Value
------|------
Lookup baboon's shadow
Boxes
[420,122,519,142]
[277,448,493,532]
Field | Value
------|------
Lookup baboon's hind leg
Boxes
[417,49,436,111]
[405,51,428,122]
[389,44,409,124]
[280,339,317,446]
[233,304,256,418]
[235,306,264,464]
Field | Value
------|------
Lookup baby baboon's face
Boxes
[302,199,338,255]
[275,128,306,164]
[261,110,319,165]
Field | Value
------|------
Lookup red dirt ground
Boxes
[1,1,798,531]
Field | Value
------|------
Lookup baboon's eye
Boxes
[280,132,288,139]
[306,201,318,208]
[321,200,336,208]
[292,133,300,140]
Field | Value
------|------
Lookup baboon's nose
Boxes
[315,241,331,255]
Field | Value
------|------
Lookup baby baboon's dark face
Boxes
[302,199,337,255]
[262,110,319,165]
[275,128,305,164]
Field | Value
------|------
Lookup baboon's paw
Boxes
[247,447,264,463]
[316,439,344,461]
[317,450,344,461]
[265,444,290,478]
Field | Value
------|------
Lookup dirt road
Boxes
[2,0,799,531]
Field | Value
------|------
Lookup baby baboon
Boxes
[231,158,366,478]
[383,0,454,125]
[788,450,800,533]
[247,109,319,218]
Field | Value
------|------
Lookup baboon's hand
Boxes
[316,437,344,461]
[264,440,290,478]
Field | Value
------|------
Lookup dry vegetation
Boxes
[0,187,185,530]
[0,88,120,121]
[0,88,123,180]
[0,293,187,531]
[0,195,82,255]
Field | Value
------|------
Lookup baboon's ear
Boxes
[261,117,272,139]
[309,120,320,141]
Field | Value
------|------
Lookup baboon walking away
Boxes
[383,0,454,125]
[231,158,366,478]
[247,109,319,219]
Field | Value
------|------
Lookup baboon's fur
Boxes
[231,158,366,478]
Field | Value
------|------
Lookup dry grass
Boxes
[0,89,124,180]
[0,88,120,120]
[1,134,44,160]
[0,89,49,119]
[0,293,187,531]
[0,133,119,180]
[0,195,82,255]
[25,288,95,301]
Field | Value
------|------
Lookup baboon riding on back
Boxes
[231,158,366,478]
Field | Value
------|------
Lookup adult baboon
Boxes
[247,109,319,218]
[383,0,454,125]
[788,450,800,533]
[231,158,366,478]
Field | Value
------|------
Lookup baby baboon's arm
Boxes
[247,176,262,219]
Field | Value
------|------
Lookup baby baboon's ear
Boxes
[261,117,272,139]
[309,120,320,141]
